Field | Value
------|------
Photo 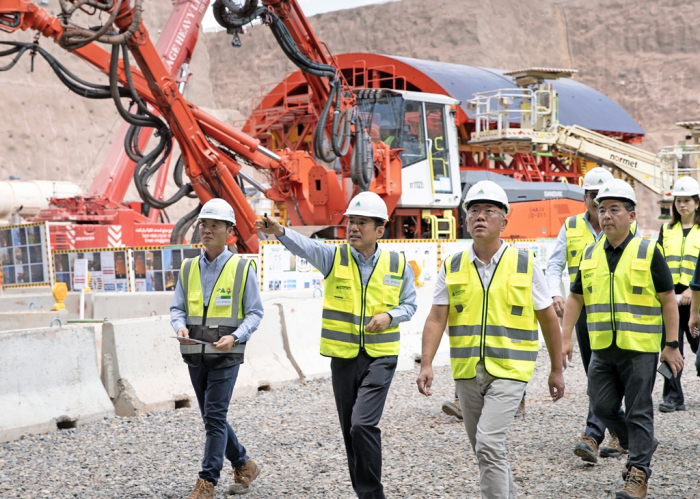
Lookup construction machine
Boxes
[1,0,210,249]
[0,1,666,248]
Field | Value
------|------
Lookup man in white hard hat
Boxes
[546,167,628,462]
[170,198,264,498]
[254,191,416,499]
[417,180,565,499]
[561,179,683,499]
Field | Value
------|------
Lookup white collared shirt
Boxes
[433,240,553,311]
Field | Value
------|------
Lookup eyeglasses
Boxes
[466,207,503,218]
[197,222,227,232]
[597,206,627,216]
[585,191,598,200]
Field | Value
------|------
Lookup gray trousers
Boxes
[456,363,526,499]
[331,350,397,499]
[588,344,658,479]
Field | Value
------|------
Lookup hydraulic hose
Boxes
[170,203,201,245]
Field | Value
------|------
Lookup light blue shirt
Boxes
[277,228,417,327]
[169,248,263,343]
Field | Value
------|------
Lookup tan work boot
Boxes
[600,433,629,458]
[441,398,463,419]
[574,433,599,463]
[229,458,260,495]
[187,478,214,499]
[616,466,648,498]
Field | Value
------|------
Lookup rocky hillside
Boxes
[2,0,698,231]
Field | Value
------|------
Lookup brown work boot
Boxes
[441,398,463,419]
[616,466,648,498]
[574,433,599,463]
[600,433,629,458]
[229,458,260,495]
[187,478,214,499]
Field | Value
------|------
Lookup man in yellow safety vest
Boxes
[547,167,629,463]
[561,179,683,499]
[417,180,565,499]
[171,198,264,499]
[254,191,417,499]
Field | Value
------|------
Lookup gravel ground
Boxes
[1,345,699,499]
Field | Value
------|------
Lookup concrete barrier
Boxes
[0,309,70,332]
[92,292,173,320]
[0,325,113,443]
[101,316,194,417]
[279,300,329,379]
[236,304,302,396]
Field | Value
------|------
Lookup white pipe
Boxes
[0,180,83,220]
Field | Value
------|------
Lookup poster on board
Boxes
[53,248,131,292]
[259,241,324,292]
[0,222,52,288]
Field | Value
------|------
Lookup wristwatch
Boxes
[666,340,679,349]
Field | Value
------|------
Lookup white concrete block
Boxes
[0,325,114,443]
[236,304,302,396]
[278,299,329,379]
[0,310,69,332]
[92,292,173,321]
[101,316,194,417]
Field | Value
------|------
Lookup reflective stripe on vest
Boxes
[445,246,538,382]
[180,255,253,355]
[662,222,700,286]
[321,244,404,358]
[565,214,596,284]
[579,238,662,352]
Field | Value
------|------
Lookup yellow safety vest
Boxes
[179,255,253,358]
[445,246,539,382]
[579,238,662,352]
[564,214,596,284]
[321,244,404,358]
[565,214,638,283]
[662,222,700,286]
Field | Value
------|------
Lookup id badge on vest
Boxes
[215,295,232,307]
[384,274,401,287]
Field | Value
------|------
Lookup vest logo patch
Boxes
[215,296,232,307]
[336,285,352,290]
[452,289,465,297]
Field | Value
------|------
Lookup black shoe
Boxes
[599,433,628,459]
[659,401,686,413]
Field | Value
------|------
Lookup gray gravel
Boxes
[1,345,699,498]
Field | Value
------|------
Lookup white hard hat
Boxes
[582,167,613,190]
[595,179,637,205]
[344,191,389,221]
[199,198,236,225]
[463,180,510,215]
[672,176,700,197]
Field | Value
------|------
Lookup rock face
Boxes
[2,0,697,233]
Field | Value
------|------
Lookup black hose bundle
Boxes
[0,13,21,28]
[58,0,144,50]
[108,43,194,210]
[170,203,201,245]
[0,41,131,99]
[350,115,374,191]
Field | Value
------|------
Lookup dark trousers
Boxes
[576,308,625,444]
[330,350,398,499]
[661,304,700,404]
[588,343,658,479]
[189,362,248,485]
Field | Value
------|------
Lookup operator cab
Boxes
[354,88,462,208]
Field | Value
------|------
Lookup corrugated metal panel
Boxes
[388,56,644,136]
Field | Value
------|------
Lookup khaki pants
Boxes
[456,362,526,499]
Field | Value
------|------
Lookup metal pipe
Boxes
[257,145,281,162]
[238,170,267,193]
